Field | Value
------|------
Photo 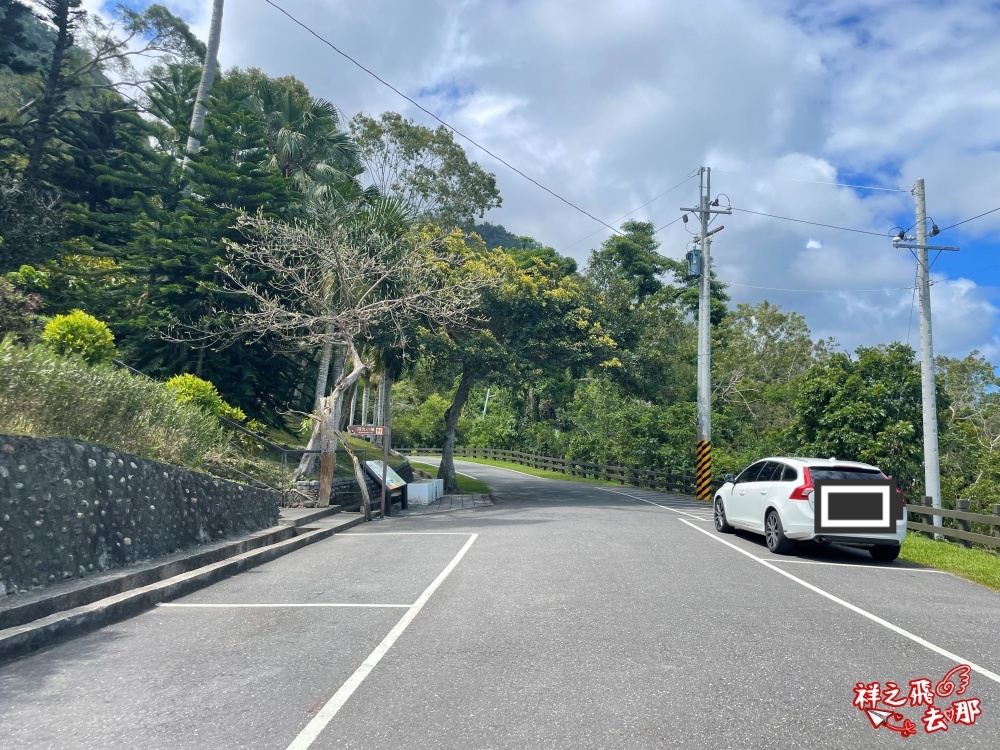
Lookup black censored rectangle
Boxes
[826,492,885,521]
[814,478,901,535]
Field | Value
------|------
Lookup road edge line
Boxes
[599,487,711,521]
[678,518,1000,685]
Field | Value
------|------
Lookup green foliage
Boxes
[0,341,225,468]
[0,276,44,341]
[40,309,117,365]
[586,220,669,304]
[350,111,502,228]
[392,392,451,447]
[164,373,226,415]
[789,342,940,491]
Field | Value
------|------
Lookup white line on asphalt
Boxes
[285,533,479,750]
[340,532,473,536]
[679,519,1000,685]
[405,457,483,480]
[156,603,411,608]
[599,488,712,521]
[765,559,947,572]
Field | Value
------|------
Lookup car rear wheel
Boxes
[714,498,734,533]
[870,545,900,562]
[764,510,794,555]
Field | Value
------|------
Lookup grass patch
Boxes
[900,532,1000,592]
[409,460,491,494]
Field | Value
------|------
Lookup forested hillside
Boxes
[1,2,998,514]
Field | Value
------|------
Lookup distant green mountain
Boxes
[465,221,543,251]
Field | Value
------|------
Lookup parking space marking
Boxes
[679,519,1000,685]
[600,488,713,521]
[764,559,947,572]
[340,532,472,536]
[286,533,479,750]
[157,603,411,609]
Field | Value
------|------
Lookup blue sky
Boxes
[83,0,1000,362]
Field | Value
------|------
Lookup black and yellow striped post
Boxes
[696,440,712,502]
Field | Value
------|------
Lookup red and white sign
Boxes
[348,425,384,436]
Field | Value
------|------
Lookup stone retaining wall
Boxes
[0,435,279,598]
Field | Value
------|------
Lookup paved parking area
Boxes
[2,459,999,749]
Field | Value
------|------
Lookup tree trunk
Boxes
[183,0,224,167]
[348,382,358,428]
[25,1,76,183]
[313,332,334,415]
[380,373,392,517]
[316,339,368,506]
[331,344,346,387]
[292,337,366,484]
[438,370,473,494]
[361,380,371,425]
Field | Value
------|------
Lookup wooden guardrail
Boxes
[406,447,1000,553]
[403,446,699,495]
[908,497,1000,551]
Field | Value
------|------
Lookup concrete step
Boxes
[279,505,342,528]
[0,513,366,664]
[0,524,297,632]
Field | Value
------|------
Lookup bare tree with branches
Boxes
[207,211,495,506]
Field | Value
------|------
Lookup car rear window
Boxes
[808,467,882,481]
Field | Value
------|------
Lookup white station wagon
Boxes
[713,456,907,560]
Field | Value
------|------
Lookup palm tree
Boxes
[183,0,224,166]
[248,77,362,206]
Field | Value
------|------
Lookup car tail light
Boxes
[880,472,907,506]
[789,467,813,500]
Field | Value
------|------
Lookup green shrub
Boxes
[0,342,226,468]
[164,373,266,456]
[40,310,117,365]
[165,373,226,415]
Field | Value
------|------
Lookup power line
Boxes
[726,281,916,294]
[730,207,887,237]
[264,0,624,236]
[655,215,685,233]
[944,261,1000,280]
[938,206,1000,233]
[562,174,697,251]
[711,169,907,193]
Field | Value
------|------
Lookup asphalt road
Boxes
[2,459,1000,749]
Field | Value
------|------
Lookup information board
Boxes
[365,460,407,490]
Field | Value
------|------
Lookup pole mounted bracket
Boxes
[680,207,733,215]
[893,242,959,252]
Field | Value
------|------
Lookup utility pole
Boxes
[681,167,730,502]
[893,179,958,530]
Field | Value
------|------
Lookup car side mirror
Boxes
[724,474,736,484]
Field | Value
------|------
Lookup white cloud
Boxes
[82,0,1000,363]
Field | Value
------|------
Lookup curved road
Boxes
[2,459,999,749]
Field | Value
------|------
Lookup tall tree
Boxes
[350,111,501,228]
[183,0,223,168]
[426,238,615,492]
[202,212,493,505]
[789,342,948,490]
